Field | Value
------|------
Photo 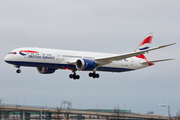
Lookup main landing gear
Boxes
[69,71,100,79]
[69,70,80,80]
[89,72,100,78]
[15,65,21,73]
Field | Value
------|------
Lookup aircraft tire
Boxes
[89,73,93,77]
[96,74,99,78]
[73,74,77,80]
[76,75,80,79]
[92,74,96,78]
[73,75,76,79]
[16,69,21,73]
[69,74,73,78]
[89,72,99,78]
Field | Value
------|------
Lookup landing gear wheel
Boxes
[76,75,80,79]
[73,75,80,80]
[73,74,77,80]
[95,74,99,78]
[89,72,100,78]
[93,75,96,78]
[16,69,21,73]
[69,74,73,78]
[69,71,80,80]
[89,73,93,77]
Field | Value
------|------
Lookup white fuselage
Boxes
[4,47,149,73]
[4,32,174,79]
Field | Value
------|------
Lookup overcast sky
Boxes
[0,0,180,117]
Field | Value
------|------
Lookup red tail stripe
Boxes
[139,36,153,46]
[136,54,147,60]
[136,54,153,66]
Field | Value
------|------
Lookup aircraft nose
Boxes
[4,55,10,62]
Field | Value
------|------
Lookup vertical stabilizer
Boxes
[135,32,154,52]
[135,32,154,60]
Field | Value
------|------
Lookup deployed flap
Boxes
[95,43,175,65]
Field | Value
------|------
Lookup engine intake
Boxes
[37,67,56,74]
[76,59,96,71]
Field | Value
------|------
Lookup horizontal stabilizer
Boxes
[141,59,174,64]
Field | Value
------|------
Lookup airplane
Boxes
[4,32,175,80]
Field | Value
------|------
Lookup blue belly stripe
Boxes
[5,61,134,72]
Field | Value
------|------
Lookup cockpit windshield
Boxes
[8,52,17,54]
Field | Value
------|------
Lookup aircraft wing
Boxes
[94,43,175,66]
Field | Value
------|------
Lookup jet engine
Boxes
[37,67,56,74]
[76,59,96,71]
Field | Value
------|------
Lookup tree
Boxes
[113,104,125,120]
[56,106,62,120]
[0,99,2,119]
[176,110,180,120]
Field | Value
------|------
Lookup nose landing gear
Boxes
[15,65,21,73]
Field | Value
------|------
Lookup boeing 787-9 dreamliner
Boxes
[4,33,175,80]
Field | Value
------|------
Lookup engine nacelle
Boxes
[76,59,96,71]
[37,67,56,74]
